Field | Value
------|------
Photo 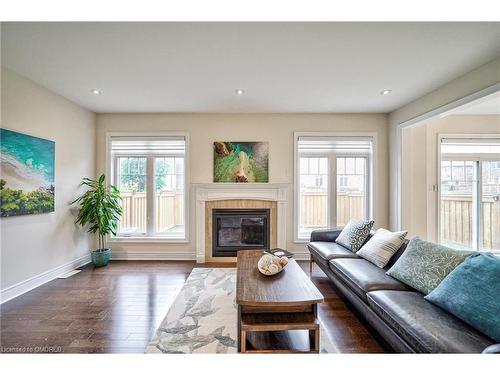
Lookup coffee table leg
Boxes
[240,330,247,353]
[309,327,320,353]
[311,303,320,352]
[237,304,242,352]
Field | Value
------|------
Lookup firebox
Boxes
[212,208,270,257]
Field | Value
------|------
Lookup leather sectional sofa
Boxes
[308,229,496,353]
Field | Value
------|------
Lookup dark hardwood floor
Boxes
[0,260,386,353]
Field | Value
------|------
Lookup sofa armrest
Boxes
[310,229,342,243]
[482,344,500,354]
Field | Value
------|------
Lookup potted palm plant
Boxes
[73,174,122,267]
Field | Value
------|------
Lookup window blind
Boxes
[111,136,185,154]
[441,138,500,155]
[297,136,373,153]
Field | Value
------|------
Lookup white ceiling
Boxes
[452,91,500,115]
[2,22,500,113]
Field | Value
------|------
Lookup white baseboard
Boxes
[111,250,197,261]
[0,253,91,304]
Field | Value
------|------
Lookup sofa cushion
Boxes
[367,290,493,353]
[357,228,408,268]
[335,219,374,252]
[425,252,500,342]
[386,237,473,295]
[329,258,410,302]
[308,242,359,266]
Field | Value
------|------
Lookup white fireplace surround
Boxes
[194,183,288,263]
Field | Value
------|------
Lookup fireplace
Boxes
[212,208,270,257]
[195,184,286,263]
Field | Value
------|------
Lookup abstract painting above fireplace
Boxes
[213,141,269,183]
[212,208,270,257]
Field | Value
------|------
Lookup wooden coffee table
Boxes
[236,250,324,353]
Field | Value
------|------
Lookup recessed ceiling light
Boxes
[91,89,102,95]
[235,89,244,95]
[380,89,392,96]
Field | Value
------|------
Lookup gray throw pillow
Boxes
[335,219,374,252]
[386,237,473,295]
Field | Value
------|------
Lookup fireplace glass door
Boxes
[212,209,270,257]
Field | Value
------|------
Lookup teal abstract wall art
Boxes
[213,141,269,183]
[0,129,55,217]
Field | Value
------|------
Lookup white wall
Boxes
[401,114,500,240]
[1,68,96,297]
[96,113,389,259]
[401,124,428,237]
[388,57,500,230]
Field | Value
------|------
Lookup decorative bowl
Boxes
[257,254,289,276]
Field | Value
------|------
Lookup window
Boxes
[336,157,367,227]
[439,137,500,251]
[110,136,187,240]
[298,157,329,236]
[295,135,373,240]
[116,156,148,235]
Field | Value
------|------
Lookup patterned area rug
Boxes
[146,268,338,354]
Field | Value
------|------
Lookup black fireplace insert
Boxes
[212,208,270,257]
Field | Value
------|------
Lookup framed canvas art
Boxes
[0,129,55,217]
[213,141,269,183]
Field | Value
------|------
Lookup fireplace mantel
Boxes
[194,183,288,263]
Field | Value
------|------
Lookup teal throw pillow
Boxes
[425,252,500,342]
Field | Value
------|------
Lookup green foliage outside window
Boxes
[118,157,172,192]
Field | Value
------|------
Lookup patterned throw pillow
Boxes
[357,228,408,268]
[335,219,374,252]
[386,237,473,295]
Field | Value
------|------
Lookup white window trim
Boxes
[294,132,376,243]
[105,132,190,243]
[437,133,500,252]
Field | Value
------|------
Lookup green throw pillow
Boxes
[386,237,473,295]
